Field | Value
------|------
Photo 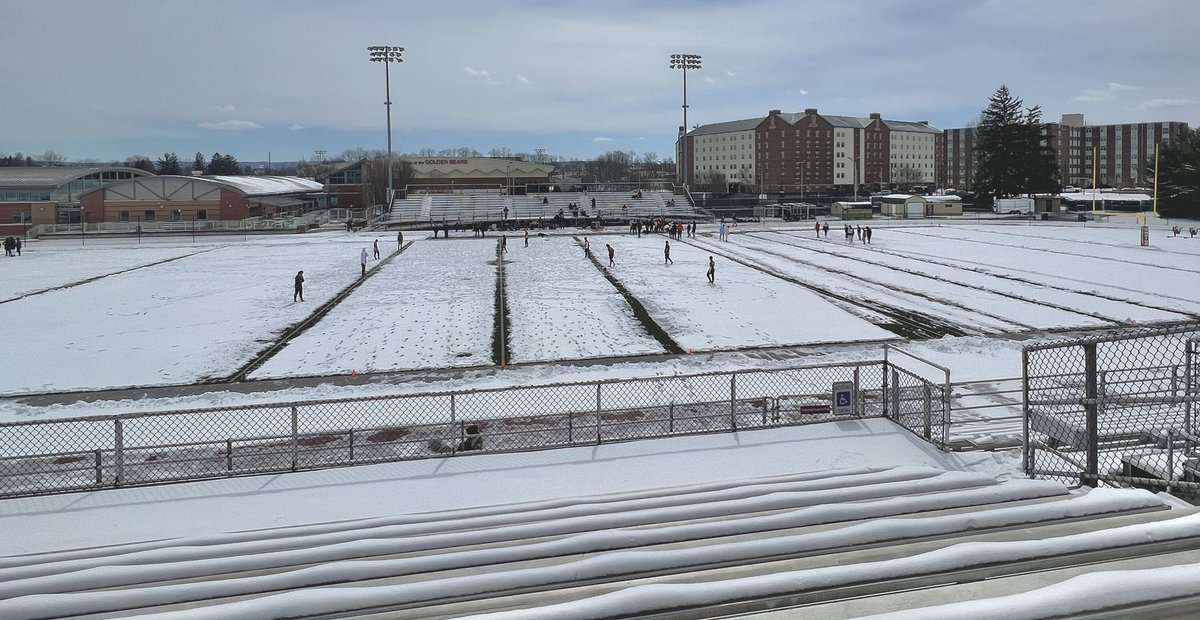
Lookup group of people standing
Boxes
[663,221,695,240]
[3,236,21,256]
[1171,226,1197,238]
[842,223,873,244]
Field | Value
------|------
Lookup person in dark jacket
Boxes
[606,243,615,266]
[373,239,380,259]
[294,270,304,302]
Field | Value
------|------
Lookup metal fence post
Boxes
[882,348,890,418]
[1022,348,1032,477]
[890,369,900,420]
[114,419,124,487]
[226,439,233,473]
[1187,340,1195,442]
[595,382,602,444]
[291,406,299,471]
[730,372,738,430]
[852,366,861,417]
[1083,343,1099,487]
[450,393,457,423]
[923,384,932,440]
[942,367,952,447]
[670,402,675,433]
[1166,429,1175,494]
[94,450,102,486]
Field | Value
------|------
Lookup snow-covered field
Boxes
[1,219,1196,400]
[504,234,663,362]
[252,238,497,377]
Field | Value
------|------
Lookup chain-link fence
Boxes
[883,345,952,449]
[1024,323,1200,492]
[0,357,951,498]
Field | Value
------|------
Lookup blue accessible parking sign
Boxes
[833,381,854,416]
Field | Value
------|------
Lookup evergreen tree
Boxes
[972,85,1059,201]
[156,152,182,175]
[127,155,155,173]
[1020,106,1060,195]
[205,152,223,175]
[1147,127,1200,218]
[192,152,207,173]
[205,152,241,175]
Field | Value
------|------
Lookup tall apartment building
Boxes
[678,109,944,193]
[943,114,1190,190]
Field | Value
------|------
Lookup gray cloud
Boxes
[198,120,264,130]
[1,0,1194,161]
[1138,98,1198,109]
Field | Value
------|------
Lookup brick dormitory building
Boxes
[682,109,1191,195]
[676,109,944,194]
[943,113,1190,191]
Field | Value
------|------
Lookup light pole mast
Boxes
[369,45,404,213]
[669,53,701,188]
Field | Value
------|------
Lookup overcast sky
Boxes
[2,0,1196,164]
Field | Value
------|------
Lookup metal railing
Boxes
[28,212,332,238]
[0,357,950,498]
[883,344,952,449]
[1024,323,1200,491]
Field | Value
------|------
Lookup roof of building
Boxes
[1060,191,1152,202]
[204,175,324,195]
[315,159,364,182]
[824,115,870,129]
[882,194,962,202]
[0,166,152,189]
[686,117,765,137]
[689,113,941,136]
[883,120,941,134]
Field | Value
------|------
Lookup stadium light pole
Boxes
[840,155,860,202]
[669,53,701,189]
[369,45,404,215]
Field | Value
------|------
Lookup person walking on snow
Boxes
[397,230,403,249]
[707,256,715,284]
[14,237,21,256]
[664,240,673,265]
[373,239,380,260]
[815,221,821,238]
[524,228,529,248]
[501,235,508,253]
[606,243,615,267]
[583,236,591,257]
[865,226,873,244]
[294,270,305,302]
[360,248,368,276]
[822,222,829,237]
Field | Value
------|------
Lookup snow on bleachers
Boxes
[384,190,699,228]
[385,195,427,224]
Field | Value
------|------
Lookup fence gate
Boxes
[1024,323,1200,491]
[883,345,952,449]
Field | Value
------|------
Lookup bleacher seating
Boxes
[10,461,1196,618]
[382,189,704,229]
